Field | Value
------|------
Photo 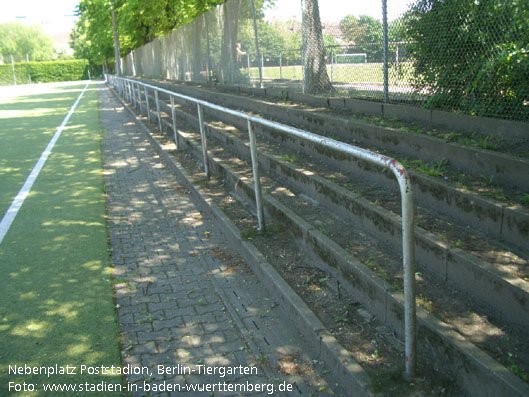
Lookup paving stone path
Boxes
[97,83,343,396]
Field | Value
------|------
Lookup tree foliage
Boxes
[339,15,383,61]
[119,0,225,52]
[72,0,226,67]
[340,15,382,45]
[0,23,55,61]
[238,20,287,58]
[403,0,529,120]
[338,15,404,62]
[71,0,114,66]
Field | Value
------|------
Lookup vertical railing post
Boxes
[387,161,416,381]
[127,81,132,102]
[136,84,142,112]
[400,179,416,380]
[155,90,162,132]
[145,87,151,122]
[170,95,179,149]
[247,120,265,232]
[196,103,209,179]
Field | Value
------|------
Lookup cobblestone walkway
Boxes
[98,84,342,396]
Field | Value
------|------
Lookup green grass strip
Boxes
[249,63,415,84]
[0,83,90,218]
[0,82,122,396]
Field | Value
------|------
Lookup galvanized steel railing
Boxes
[106,74,417,378]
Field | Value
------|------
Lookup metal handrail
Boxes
[106,74,417,378]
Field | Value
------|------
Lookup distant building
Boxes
[50,31,74,57]
[9,15,76,58]
[321,22,346,45]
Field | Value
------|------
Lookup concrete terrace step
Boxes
[168,100,529,331]
[136,83,529,334]
[111,79,529,396]
[140,78,529,254]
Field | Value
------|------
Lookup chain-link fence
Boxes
[122,0,529,121]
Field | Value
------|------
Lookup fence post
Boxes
[26,54,31,84]
[196,103,209,179]
[131,50,136,76]
[170,95,179,149]
[247,54,253,87]
[205,13,212,83]
[382,0,389,103]
[247,120,265,232]
[10,55,17,85]
[301,1,305,94]
[396,43,400,84]
[330,49,334,83]
[279,52,283,79]
[250,0,264,88]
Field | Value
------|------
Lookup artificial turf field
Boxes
[0,81,122,395]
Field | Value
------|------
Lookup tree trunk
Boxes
[301,0,333,93]
[221,0,241,83]
[111,0,121,76]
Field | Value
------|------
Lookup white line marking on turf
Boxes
[0,82,90,246]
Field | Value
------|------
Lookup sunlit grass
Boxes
[0,82,122,396]
[0,83,91,217]
[249,62,415,85]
